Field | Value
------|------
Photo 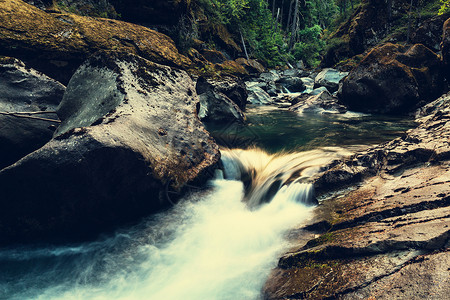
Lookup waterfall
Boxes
[221,147,353,207]
[0,147,355,300]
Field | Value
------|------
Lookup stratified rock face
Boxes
[264,92,450,300]
[338,43,444,114]
[0,57,65,169]
[0,52,219,245]
[0,0,191,83]
[442,18,450,76]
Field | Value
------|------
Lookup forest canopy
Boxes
[195,0,445,68]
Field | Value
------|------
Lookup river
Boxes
[0,106,413,300]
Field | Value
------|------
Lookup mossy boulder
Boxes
[0,51,219,245]
[338,43,444,114]
[0,0,191,83]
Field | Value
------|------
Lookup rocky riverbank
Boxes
[263,92,450,299]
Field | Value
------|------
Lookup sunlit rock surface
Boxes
[264,92,450,299]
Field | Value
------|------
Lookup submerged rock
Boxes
[0,57,65,170]
[0,0,190,83]
[0,52,219,245]
[339,43,445,114]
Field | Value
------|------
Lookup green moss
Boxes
[306,232,336,249]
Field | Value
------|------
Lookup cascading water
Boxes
[0,147,354,300]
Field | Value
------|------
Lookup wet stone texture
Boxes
[263,92,450,299]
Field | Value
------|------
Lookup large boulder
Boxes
[0,57,65,170]
[276,76,306,93]
[411,13,450,52]
[234,58,265,75]
[196,76,248,110]
[0,0,191,83]
[245,83,273,105]
[195,76,247,123]
[0,52,219,245]
[338,43,444,114]
[314,68,348,93]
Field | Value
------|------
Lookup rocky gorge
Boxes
[0,0,449,299]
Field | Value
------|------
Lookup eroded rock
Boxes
[0,52,219,245]
[0,57,65,169]
[264,92,450,300]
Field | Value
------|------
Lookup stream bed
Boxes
[0,107,414,300]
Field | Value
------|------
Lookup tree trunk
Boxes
[289,0,299,51]
[407,0,414,43]
[240,29,249,60]
[272,0,276,17]
[286,0,294,31]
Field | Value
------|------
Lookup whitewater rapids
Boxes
[0,147,354,300]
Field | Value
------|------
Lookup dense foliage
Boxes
[440,0,450,14]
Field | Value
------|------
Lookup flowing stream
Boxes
[0,107,414,300]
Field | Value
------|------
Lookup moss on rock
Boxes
[0,0,191,83]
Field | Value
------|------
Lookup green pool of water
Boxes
[204,105,415,152]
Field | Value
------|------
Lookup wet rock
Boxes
[259,71,281,83]
[289,91,347,114]
[245,83,273,105]
[264,91,450,299]
[300,77,315,93]
[0,57,65,170]
[0,52,219,245]
[338,43,445,114]
[310,86,329,95]
[276,76,306,93]
[196,76,248,111]
[234,58,265,74]
[314,68,348,93]
[0,0,190,83]
[197,90,245,123]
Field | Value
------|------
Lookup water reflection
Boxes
[205,105,415,152]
